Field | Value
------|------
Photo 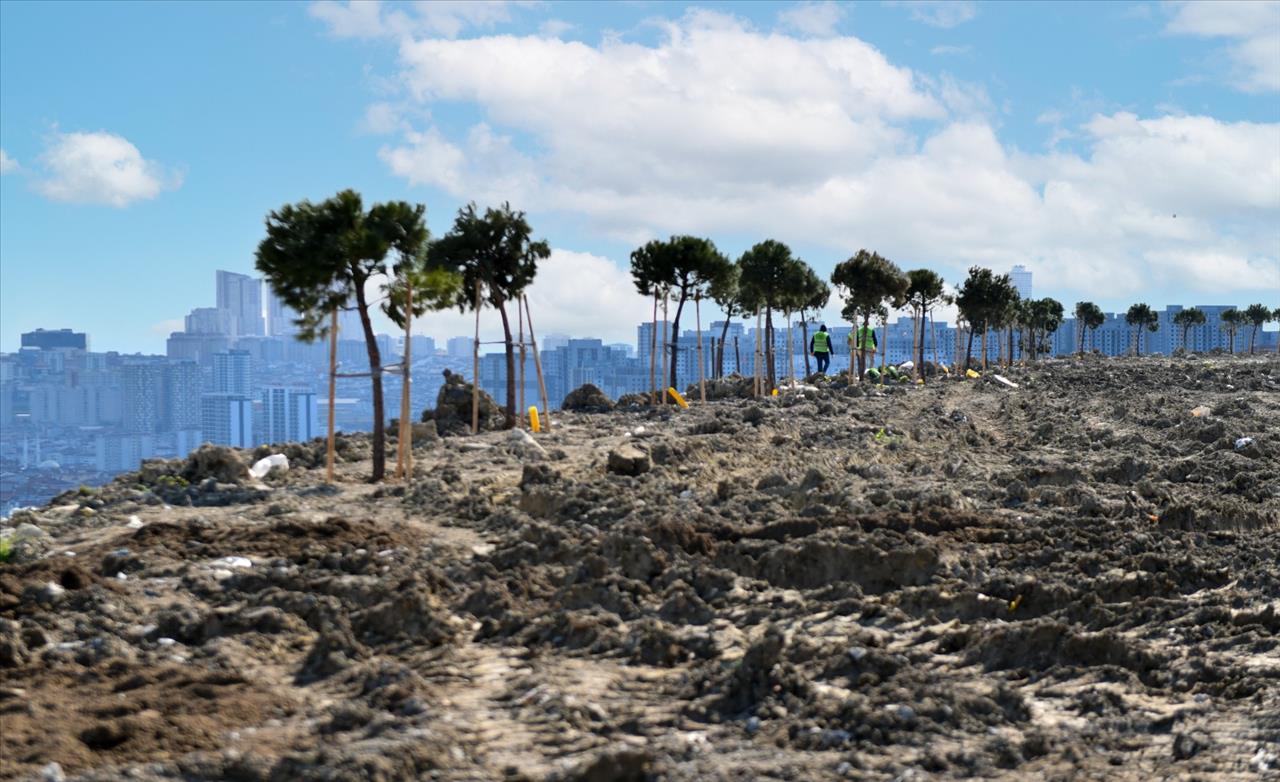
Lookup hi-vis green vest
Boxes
[853,326,876,349]
[813,331,831,352]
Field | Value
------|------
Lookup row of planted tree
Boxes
[253,190,1279,481]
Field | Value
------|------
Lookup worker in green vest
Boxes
[809,325,833,374]
[849,324,878,379]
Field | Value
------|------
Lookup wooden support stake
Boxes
[649,293,658,405]
[754,311,762,397]
[523,295,550,425]
[397,279,413,481]
[930,312,941,379]
[326,308,338,483]
[981,330,988,372]
[695,296,706,403]
[517,297,526,429]
[472,279,481,435]
[660,294,668,404]
[785,310,793,386]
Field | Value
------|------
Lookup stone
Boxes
[423,370,504,436]
[607,446,651,476]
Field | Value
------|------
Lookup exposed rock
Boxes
[606,445,650,476]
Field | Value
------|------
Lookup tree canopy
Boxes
[431,202,550,428]
[954,266,1017,369]
[255,189,429,481]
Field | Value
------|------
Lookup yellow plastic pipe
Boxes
[528,406,541,433]
[667,388,689,409]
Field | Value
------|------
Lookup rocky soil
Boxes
[2,355,1278,781]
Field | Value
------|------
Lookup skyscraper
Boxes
[213,350,252,396]
[216,270,264,336]
[201,393,254,447]
[261,387,317,444]
[165,361,204,431]
[184,307,235,335]
[121,363,166,434]
[1010,265,1033,300]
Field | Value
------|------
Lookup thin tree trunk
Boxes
[965,327,975,371]
[472,280,481,434]
[765,308,775,391]
[800,313,812,377]
[717,315,732,378]
[326,308,337,483]
[859,312,870,381]
[669,291,687,392]
[397,278,413,480]
[778,311,788,386]
[734,335,741,380]
[981,329,987,372]
[354,280,385,482]
[497,300,517,429]
[880,316,887,374]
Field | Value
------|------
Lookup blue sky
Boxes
[1,0,1277,352]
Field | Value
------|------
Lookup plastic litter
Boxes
[1190,405,1211,417]
[1234,437,1255,450]
[993,374,1019,389]
[214,556,253,569]
[965,369,980,379]
[248,453,289,479]
[899,360,915,370]
[126,515,144,529]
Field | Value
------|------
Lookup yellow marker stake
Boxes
[667,388,689,409]
[771,388,779,397]
[528,406,541,433]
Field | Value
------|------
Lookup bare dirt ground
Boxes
[2,355,1278,781]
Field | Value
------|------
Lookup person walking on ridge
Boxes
[850,323,878,380]
[810,324,834,374]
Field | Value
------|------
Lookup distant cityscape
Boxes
[2,265,1275,515]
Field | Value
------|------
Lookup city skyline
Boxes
[2,1,1277,355]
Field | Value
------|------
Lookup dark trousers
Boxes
[815,352,830,373]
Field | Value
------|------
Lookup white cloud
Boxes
[930,44,971,56]
[887,1,977,29]
[34,130,179,207]
[538,19,574,39]
[352,13,1277,305]
[0,149,18,174]
[309,0,532,40]
[777,2,846,37]
[1165,0,1280,93]
[359,102,405,134]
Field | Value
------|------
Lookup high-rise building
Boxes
[1010,265,1033,300]
[216,270,264,336]
[165,361,204,430]
[447,336,473,358]
[201,393,254,447]
[213,350,252,396]
[21,328,88,351]
[166,331,231,367]
[121,363,166,434]
[184,307,235,335]
[261,387,318,444]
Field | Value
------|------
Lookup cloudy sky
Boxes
[1,0,1277,352]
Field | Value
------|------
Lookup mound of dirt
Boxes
[562,383,614,413]
[422,369,505,435]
